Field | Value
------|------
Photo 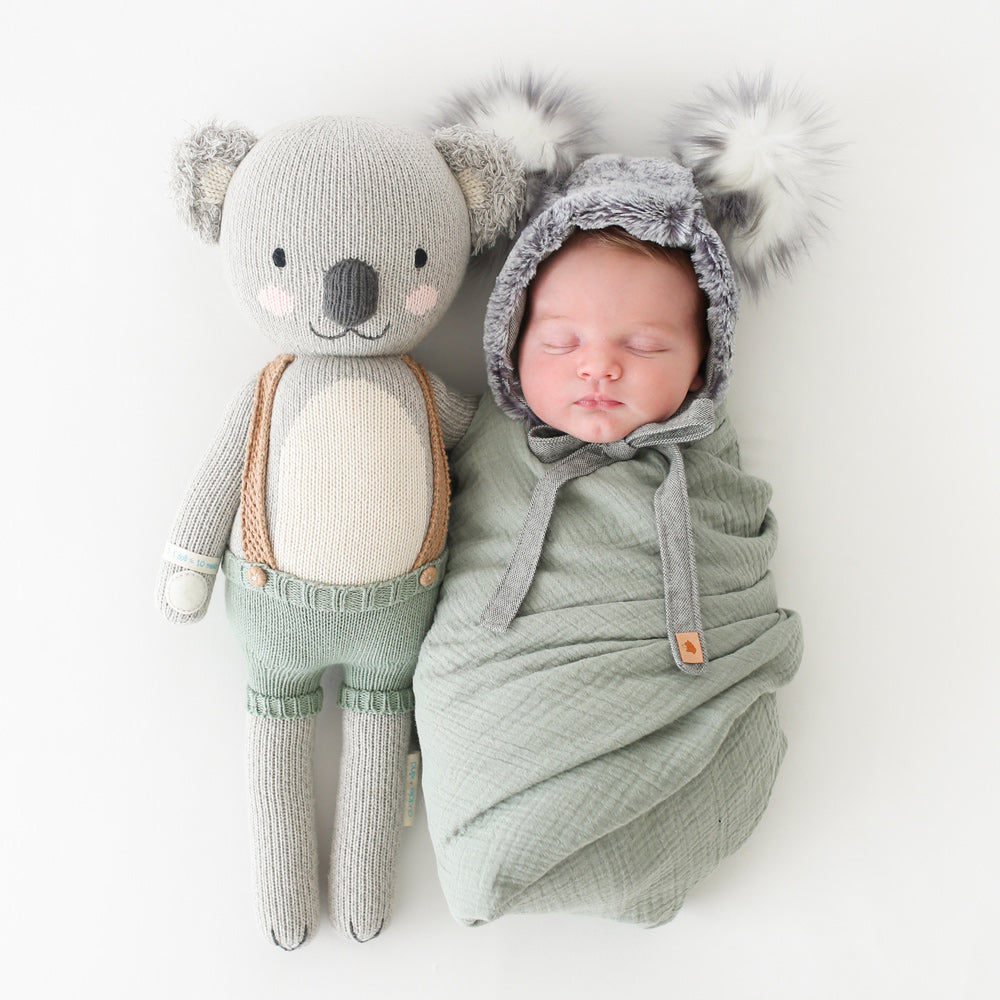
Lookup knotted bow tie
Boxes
[479,397,717,675]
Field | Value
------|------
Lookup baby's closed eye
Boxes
[542,339,579,353]
[626,339,670,354]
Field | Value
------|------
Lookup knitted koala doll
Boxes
[155,86,591,949]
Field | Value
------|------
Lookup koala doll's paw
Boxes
[166,570,209,614]
[155,558,216,623]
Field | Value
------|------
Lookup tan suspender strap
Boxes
[241,354,295,568]
[403,355,451,569]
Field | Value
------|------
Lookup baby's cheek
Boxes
[258,284,295,316]
[405,285,438,316]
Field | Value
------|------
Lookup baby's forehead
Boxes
[532,231,699,284]
[526,237,701,311]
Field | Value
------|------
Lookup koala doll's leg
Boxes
[247,714,320,950]
[328,554,443,940]
[330,708,411,942]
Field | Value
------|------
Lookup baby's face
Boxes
[517,239,706,443]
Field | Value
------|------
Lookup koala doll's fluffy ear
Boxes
[432,125,526,254]
[433,72,598,254]
[172,122,258,244]
[667,73,838,296]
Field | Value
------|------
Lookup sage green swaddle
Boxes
[414,104,827,926]
[415,396,800,926]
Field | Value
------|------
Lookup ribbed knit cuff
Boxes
[337,685,414,715]
[247,687,324,719]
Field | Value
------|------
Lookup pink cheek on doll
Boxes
[405,285,438,316]
[257,284,296,316]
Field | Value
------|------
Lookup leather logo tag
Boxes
[675,632,704,665]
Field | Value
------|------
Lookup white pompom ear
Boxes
[668,73,838,295]
[434,70,598,200]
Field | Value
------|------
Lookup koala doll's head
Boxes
[173,113,540,357]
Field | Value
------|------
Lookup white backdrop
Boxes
[3,1,997,996]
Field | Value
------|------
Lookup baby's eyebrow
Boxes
[530,312,572,323]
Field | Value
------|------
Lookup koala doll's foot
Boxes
[247,714,321,950]
[330,708,411,942]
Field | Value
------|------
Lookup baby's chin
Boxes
[573,426,634,443]
[558,411,647,443]
[557,403,689,442]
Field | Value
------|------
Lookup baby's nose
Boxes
[578,351,622,380]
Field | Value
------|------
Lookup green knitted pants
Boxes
[224,550,446,719]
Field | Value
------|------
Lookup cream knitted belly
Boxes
[267,377,433,586]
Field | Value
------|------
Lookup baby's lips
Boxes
[575,396,623,408]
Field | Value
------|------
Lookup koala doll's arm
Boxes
[427,372,479,449]
[155,377,255,623]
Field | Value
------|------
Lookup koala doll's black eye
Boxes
[272,248,286,268]
[414,248,428,269]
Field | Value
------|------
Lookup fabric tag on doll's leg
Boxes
[403,751,421,827]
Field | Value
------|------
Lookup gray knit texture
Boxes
[426,372,480,449]
[330,710,412,942]
[247,715,319,950]
[155,377,255,622]
[218,117,471,358]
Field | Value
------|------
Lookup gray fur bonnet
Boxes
[442,72,837,426]
[485,155,739,424]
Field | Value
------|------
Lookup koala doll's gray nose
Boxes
[323,258,379,328]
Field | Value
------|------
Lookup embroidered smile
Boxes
[309,321,391,341]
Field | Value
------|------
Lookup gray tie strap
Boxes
[479,398,717,675]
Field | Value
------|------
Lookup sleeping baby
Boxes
[414,91,831,926]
